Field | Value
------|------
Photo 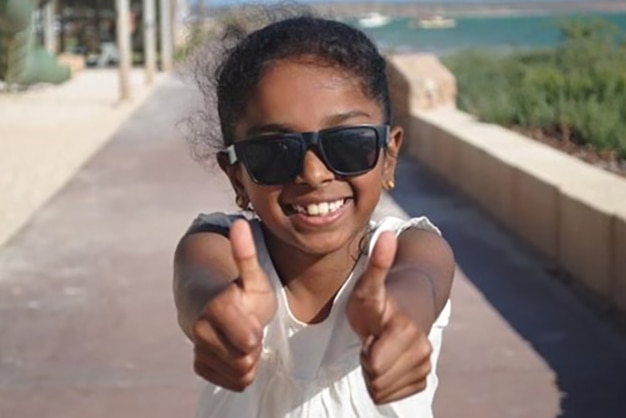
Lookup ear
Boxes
[217,151,248,201]
[383,126,404,180]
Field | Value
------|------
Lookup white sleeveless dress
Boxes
[190,213,451,418]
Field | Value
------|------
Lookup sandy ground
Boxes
[0,68,163,248]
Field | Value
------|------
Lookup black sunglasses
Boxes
[224,124,390,185]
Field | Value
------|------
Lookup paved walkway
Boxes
[0,69,158,247]
[1,73,626,417]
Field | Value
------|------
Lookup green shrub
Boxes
[444,19,626,159]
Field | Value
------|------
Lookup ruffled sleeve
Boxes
[185,212,248,236]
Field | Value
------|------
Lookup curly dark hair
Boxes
[182,5,391,165]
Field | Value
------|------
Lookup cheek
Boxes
[354,169,383,199]
[245,182,282,210]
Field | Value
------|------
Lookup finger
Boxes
[194,353,258,392]
[197,295,264,354]
[367,348,431,402]
[358,231,397,294]
[369,375,430,405]
[361,321,415,378]
[350,231,397,337]
[230,219,267,293]
[361,313,422,377]
[192,318,240,359]
[194,343,261,382]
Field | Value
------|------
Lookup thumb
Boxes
[359,231,397,295]
[349,231,397,338]
[230,219,268,293]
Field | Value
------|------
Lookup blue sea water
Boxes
[351,11,626,56]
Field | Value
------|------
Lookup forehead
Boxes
[236,58,383,137]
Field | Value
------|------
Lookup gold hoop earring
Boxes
[383,179,395,190]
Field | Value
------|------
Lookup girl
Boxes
[174,8,454,418]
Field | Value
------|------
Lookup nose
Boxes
[294,150,334,187]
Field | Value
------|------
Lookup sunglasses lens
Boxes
[322,127,380,175]
[236,126,385,185]
[242,136,303,184]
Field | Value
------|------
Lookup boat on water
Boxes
[357,12,391,29]
[412,15,457,30]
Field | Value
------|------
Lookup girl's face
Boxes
[223,58,402,256]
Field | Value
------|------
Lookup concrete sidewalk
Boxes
[1,74,626,417]
[0,69,160,248]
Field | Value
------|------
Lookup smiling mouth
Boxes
[286,199,348,217]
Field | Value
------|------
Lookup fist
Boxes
[347,231,433,404]
[191,219,277,391]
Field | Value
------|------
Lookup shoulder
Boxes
[370,215,454,281]
[177,212,267,267]
[370,216,441,237]
[367,216,441,255]
[175,212,245,264]
[186,212,254,237]
[175,212,263,278]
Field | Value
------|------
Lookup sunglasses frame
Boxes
[224,124,390,185]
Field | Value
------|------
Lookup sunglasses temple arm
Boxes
[225,145,238,164]
[383,125,391,147]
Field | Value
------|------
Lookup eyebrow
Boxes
[323,110,372,126]
[245,123,292,137]
[245,111,373,137]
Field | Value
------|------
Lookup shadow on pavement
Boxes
[390,156,626,418]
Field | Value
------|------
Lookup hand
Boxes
[347,231,433,404]
[191,219,277,392]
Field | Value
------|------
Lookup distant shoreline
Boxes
[209,1,626,19]
[318,1,626,19]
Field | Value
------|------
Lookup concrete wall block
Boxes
[612,213,626,313]
[387,63,411,130]
[434,125,460,186]
[512,168,559,259]
[387,53,457,112]
[559,193,613,299]
[388,53,626,320]
[403,116,421,160]
[482,154,516,226]
[456,140,486,204]
[408,117,439,172]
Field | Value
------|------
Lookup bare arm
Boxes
[173,232,238,339]
[387,228,455,333]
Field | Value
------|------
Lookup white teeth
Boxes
[293,199,345,216]
[318,202,329,216]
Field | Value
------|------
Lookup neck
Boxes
[263,225,367,323]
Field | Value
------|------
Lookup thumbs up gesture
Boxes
[347,231,433,404]
[191,219,277,392]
